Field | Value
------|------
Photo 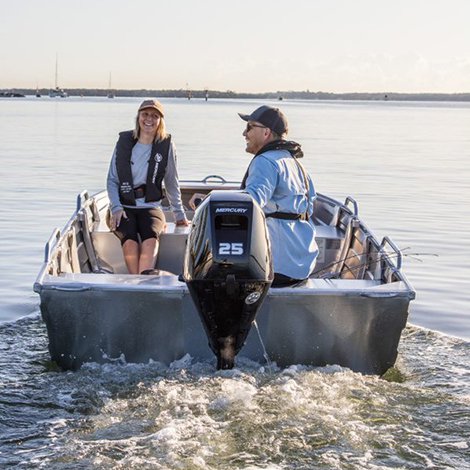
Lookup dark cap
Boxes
[138,99,164,117]
[238,105,288,135]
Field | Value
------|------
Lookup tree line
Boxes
[2,88,470,101]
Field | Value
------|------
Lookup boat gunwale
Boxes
[35,273,414,300]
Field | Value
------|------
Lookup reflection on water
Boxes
[0,315,468,469]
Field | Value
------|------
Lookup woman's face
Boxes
[138,109,161,136]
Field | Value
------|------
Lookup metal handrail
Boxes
[380,236,402,270]
[202,175,228,184]
[44,228,61,263]
[344,196,358,217]
[76,190,90,212]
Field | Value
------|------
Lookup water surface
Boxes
[0,97,469,468]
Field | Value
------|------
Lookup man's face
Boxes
[242,121,271,154]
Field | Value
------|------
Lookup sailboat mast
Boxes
[55,53,58,89]
[107,72,115,98]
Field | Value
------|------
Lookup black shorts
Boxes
[272,273,306,288]
[114,207,166,245]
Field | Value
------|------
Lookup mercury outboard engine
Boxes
[183,190,273,369]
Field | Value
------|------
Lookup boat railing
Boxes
[44,228,61,263]
[180,175,239,186]
[313,194,357,227]
[363,234,404,284]
[78,208,100,273]
[344,196,358,217]
[76,190,90,212]
[380,236,402,271]
[202,175,228,184]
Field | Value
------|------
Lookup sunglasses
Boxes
[245,123,267,132]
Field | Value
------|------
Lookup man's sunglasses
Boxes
[245,123,267,132]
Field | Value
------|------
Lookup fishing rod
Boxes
[312,247,438,280]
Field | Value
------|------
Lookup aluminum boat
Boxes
[34,175,415,374]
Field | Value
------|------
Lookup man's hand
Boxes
[188,193,206,210]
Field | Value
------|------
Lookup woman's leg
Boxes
[122,239,140,274]
[139,238,160,273]
[137,208,165,274]
[112,208,140,274]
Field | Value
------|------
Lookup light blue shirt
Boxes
[106,140,186,221]
[244,149,318,279]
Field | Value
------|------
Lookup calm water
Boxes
[0,97,469,468]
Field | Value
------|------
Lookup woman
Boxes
[107,99,188,274]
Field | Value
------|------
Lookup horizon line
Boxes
[2,87,470,96]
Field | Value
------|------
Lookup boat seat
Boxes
[91,231,126,273]
[312,225,345,275]
[155,224,190,274]
[339,224,369,279]
[91,223,190,275]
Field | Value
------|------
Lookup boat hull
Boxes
[39,281,410,374]
[255,292,410,374]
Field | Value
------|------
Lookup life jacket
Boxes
[115,130,170,205]
[240,140,310,220]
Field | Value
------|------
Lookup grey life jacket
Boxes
[115,130,170,205]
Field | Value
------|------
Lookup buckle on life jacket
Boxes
[134,185,146,199]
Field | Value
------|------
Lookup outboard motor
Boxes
[183,190,273,369]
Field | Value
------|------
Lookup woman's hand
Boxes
[110,209,127,230]
[176,218,189,227]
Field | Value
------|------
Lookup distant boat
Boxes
[36,86,41,98]
[49,87,68,98]
[107,72,115,99]
[49,54,68,98]
[0,91,25,98]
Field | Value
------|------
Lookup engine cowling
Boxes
[183,190,273,369]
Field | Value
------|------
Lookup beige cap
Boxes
[138,99,164,117]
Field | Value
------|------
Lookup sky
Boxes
[1,0,469,93]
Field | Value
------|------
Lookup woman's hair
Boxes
[133,111,167,141]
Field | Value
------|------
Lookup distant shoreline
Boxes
[2,88,470,102]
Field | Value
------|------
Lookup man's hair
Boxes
[270,130,284,140]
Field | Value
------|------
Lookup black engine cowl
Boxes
[183,190,273,369]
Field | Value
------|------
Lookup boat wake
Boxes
[0,314,468,469]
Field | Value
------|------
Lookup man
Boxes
[238,105,318,287]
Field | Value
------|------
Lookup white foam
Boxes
[210,379,258,411]
[170,353,193,369]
